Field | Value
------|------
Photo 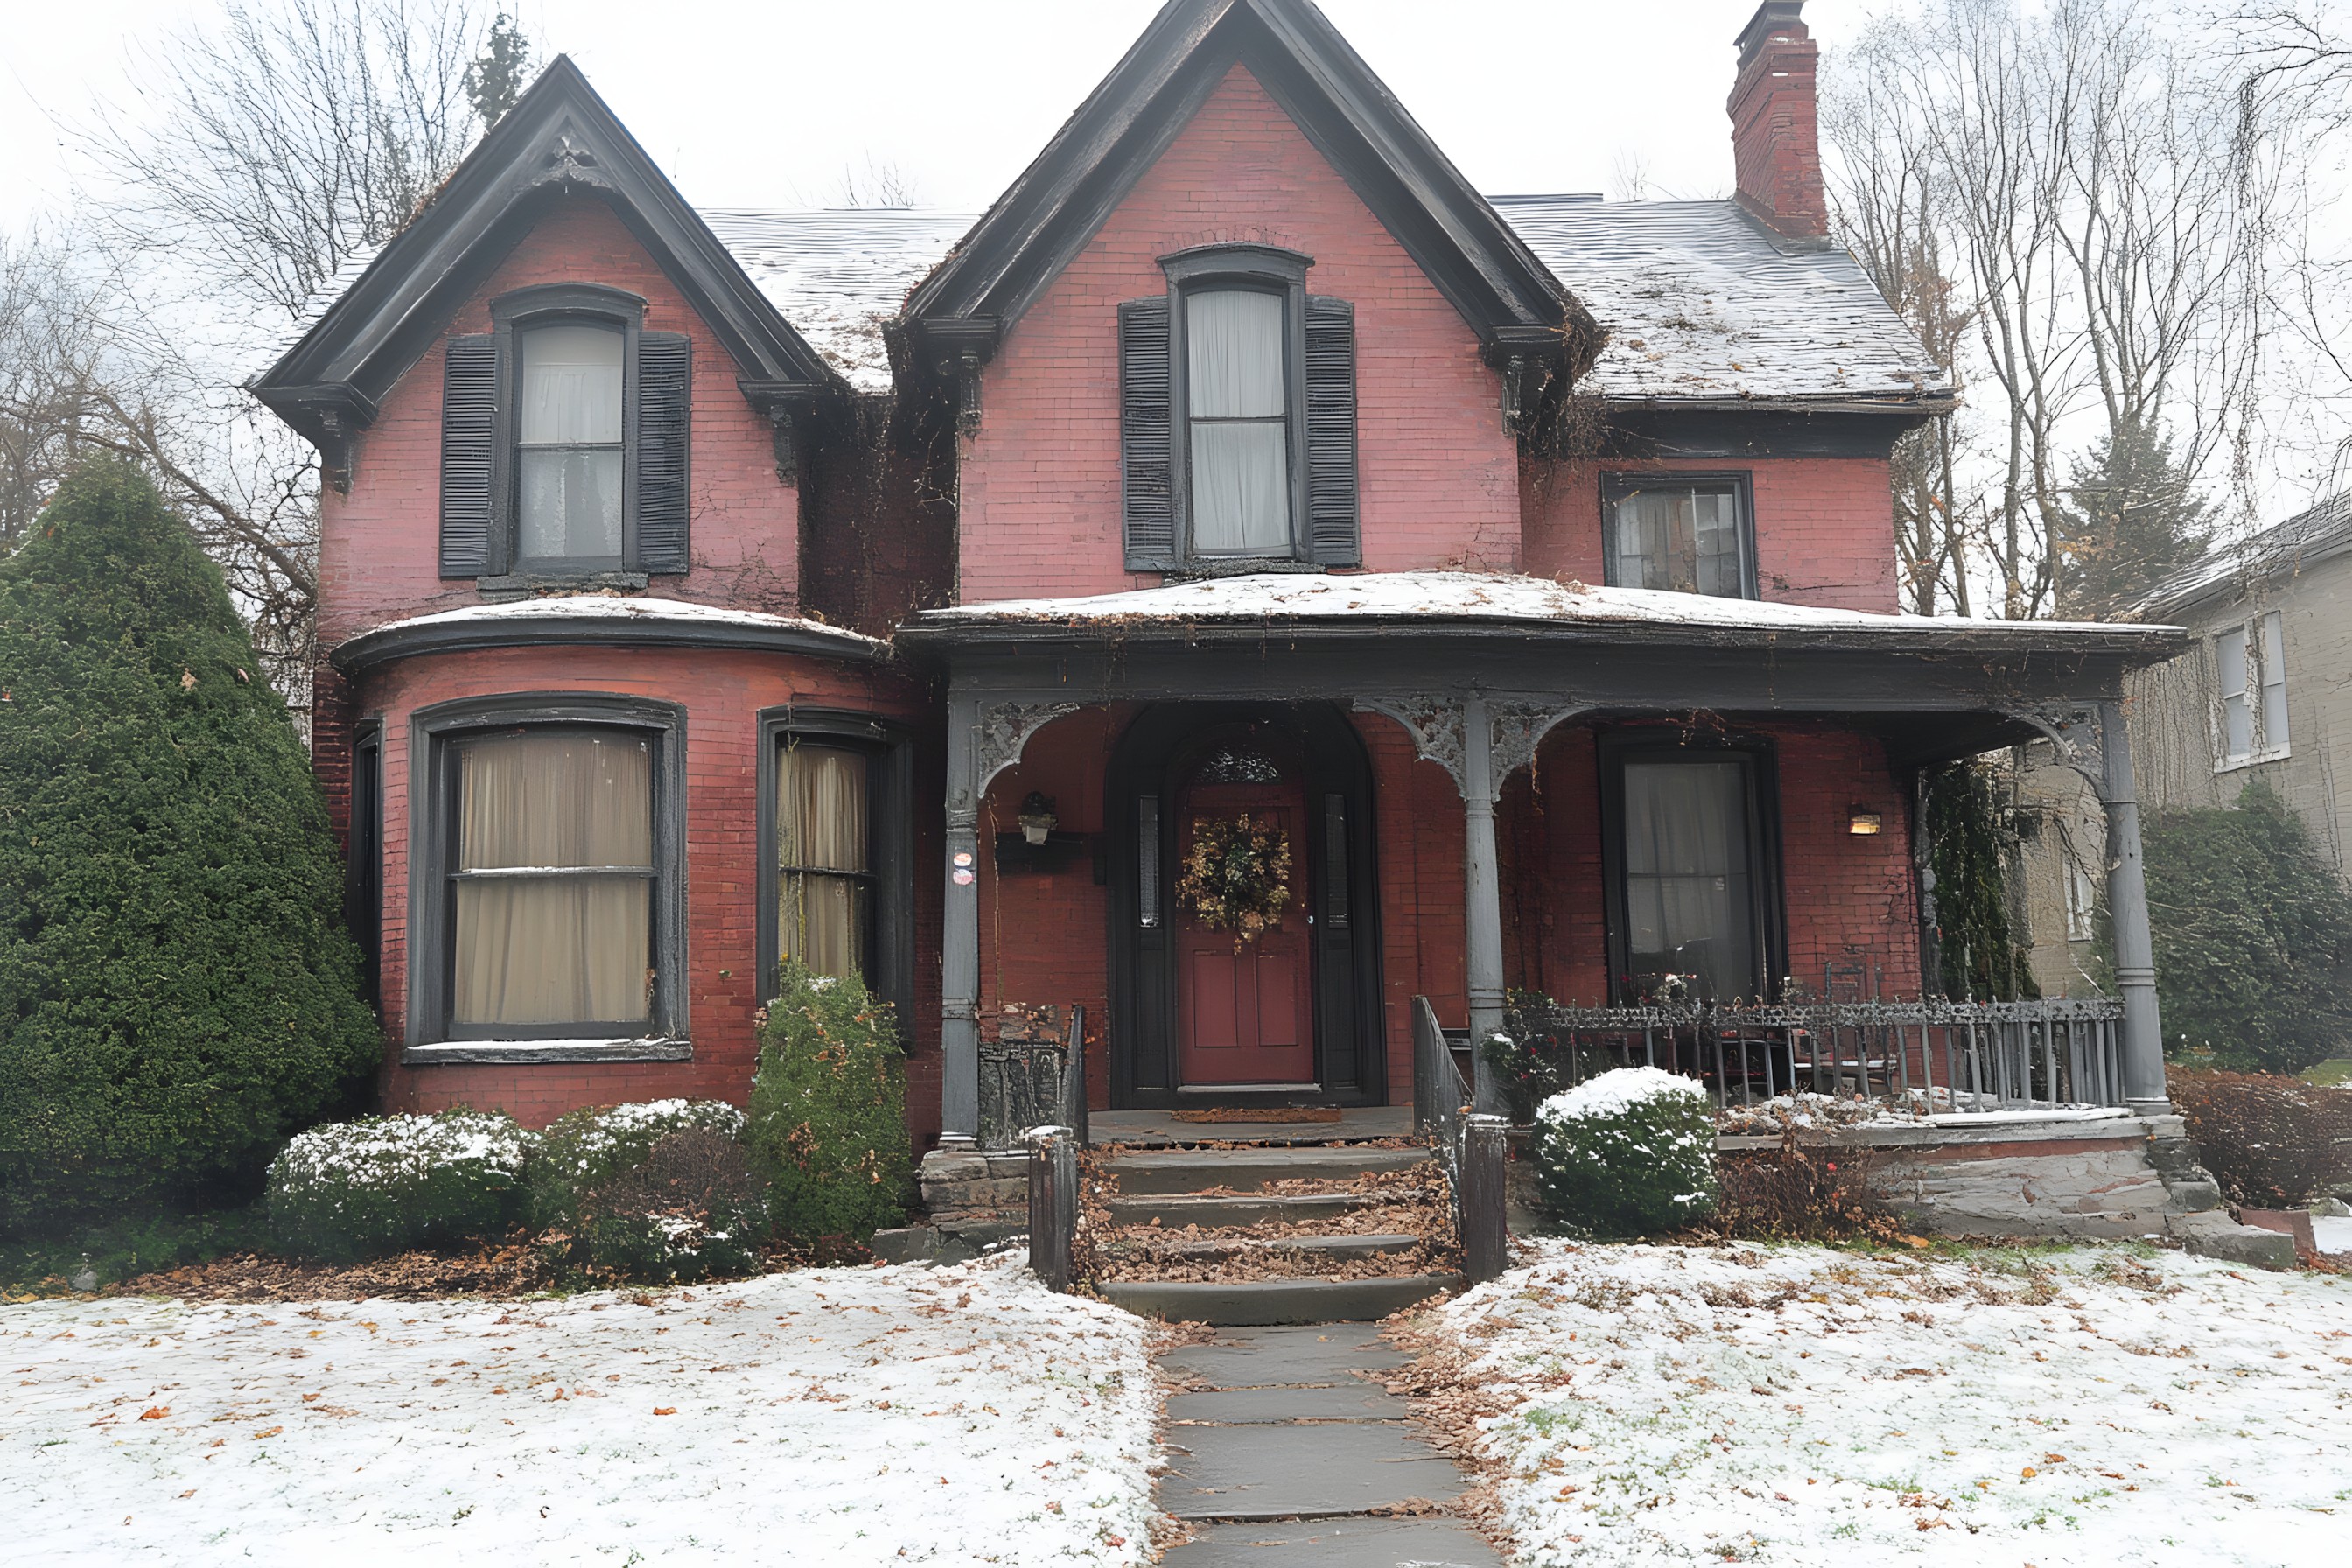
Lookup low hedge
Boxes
[528,1100,764,1281]
[2171,1068,2352,1208]
[1530,1067,1719,1238]
[267,1110,533,1264]
[748,964,912,1244]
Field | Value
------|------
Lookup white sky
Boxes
[0,0,1881,230]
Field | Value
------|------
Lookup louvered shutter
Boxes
[1118,298,1177,571]
[635,332,692,574]
[438,335,498,577]
[1303,296,1360,567]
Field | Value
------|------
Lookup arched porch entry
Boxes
[1106,703,1385,1109]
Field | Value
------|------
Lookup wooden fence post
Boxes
[1026,1126,1077,1293]
[1460,1113,1510,1284]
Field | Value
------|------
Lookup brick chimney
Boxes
[1728,1,1828,242]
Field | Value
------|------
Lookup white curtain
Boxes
[519,323,624,561]
[1186,290,1290,554]
[1622,760,1756,998]
[778,745,869,978]
[1614,485,1742,597]
[453,730,652,1028]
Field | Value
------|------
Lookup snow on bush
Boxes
[267,1110,534,1263]
[1530,1066,1718,1237]
[749,962,912,1243]
[529,1100,764,1280]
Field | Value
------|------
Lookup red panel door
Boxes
[1175,779,1317,1086]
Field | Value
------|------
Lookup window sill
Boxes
[402,1037,692,1067]
[2214,748,2289,775]
[477,570,652,599]
[1162,557,1325,582]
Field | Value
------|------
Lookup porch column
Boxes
[2096,699,2170,1114]
[940,692,983,1147]
[1460,696,1508,1116]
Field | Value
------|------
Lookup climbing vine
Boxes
[1925,760,2040,1000]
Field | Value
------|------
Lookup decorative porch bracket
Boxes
[941,696,1079,1147]
[1358,693,1586,1116]
[2005,700,2169,1115]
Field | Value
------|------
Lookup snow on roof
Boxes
[348,593,886,649]
[259,200,1942,407]
[1492,196,1950,404]
[2130,489,2352,621]
[913,570,2165,641]
[252,244,386,384]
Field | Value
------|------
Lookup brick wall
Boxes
[353,641,934,1136]
[318,195,803,651]
[956,65,1521,603]
[1522,455,1900,612]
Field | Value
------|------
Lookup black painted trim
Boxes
[1600,471,1759,601]
[1601,405,1935,460]
[754,708,917,1035]
[348,719,384,1006]
[406,692,690,1054]
[333,610,887,676]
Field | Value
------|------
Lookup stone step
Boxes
[1099,1144,1432,1194]
[1104,1191,1382,1229]
[1145,1231,1422,1263]
[1101,1271,1462,1326]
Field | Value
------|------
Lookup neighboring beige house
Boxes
[2018,492,2352,995]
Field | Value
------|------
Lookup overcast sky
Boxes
[0,0,1884,233]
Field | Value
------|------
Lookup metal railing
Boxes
[1504,996,2128,1114]
[1414,996,1508,1284]
[980,1005,1088,1152]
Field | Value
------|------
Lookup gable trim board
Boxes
[250,55,836,468]
[902,0,1594,376]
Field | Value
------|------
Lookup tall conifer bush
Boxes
[0,461,378,1234]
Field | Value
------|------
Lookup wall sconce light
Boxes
[1018,792,1059,846]
[1848,808,1884,836]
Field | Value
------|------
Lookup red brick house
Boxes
[252,0,2182,1158]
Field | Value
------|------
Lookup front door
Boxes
[1174,773,1317,1087]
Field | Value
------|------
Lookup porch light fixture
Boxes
[1848,808,1883,836]
[1018,792,1060,846]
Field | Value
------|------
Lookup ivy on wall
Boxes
[1925,760,2040,1000]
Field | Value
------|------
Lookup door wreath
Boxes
[1177,814,1294,949]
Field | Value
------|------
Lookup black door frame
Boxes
[1106,701,1385,1109]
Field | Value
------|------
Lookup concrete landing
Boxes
[1091,1106,1412,1147]
[1157,1322,1502,1566]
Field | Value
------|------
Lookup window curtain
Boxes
[778,745,869,979]
[1187,290,1290,553]
[1621,760,1758,999]
[2216,626,2253,760]
[518,323,624,561]
[453,730,653,1028]
[1614,485,1742,597]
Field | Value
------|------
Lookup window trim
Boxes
[1600,471,1760,601]
[1160,244,1312,566]
[1596,730,1786,1005]
[348,718,384,1007]
[755,708,915,1031]
[407,692,689,1060]
[487,284,647,582]
[2211,609,2291,772]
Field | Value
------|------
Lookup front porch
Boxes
[898,572,2186,1152]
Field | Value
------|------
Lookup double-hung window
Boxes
[1602,475,1755,598]
[758,713,913,1019]
[1185,287,1292,555]
[2215,610,2290,769]
[1601,738,1781,1004]
[516,323,625,566]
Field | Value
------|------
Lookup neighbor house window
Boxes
[516,322,625,565]
[2215,610,2289,768]
[1603,475,1755,598]
[774,741,872,980]
[2065,850,2099,943]
[1185,288,1292,554]
[1603,742,1779,1003]
[411,696,685,1051]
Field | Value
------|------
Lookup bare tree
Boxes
[834,156,922,209]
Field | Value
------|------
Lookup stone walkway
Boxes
[1156,1322,1502,1566]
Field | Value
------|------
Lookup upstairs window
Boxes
[439,284,693,583]
[1603,475,1755,599]
[2215,610,2290,769]
[1119,245,1359,571]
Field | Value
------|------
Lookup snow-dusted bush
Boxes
[529,1100,765,1281]
[1530,1067,1718,1238]
[748,962,911,1243]
[527,1099,747,1228]
[267,1110,534,1263]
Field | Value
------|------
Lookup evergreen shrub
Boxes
[528,1100,766,1279]
[0,461,378,1234]
[747,964,912,1243]
[267,1110,533,1263]
[1530,1067,1718,1237]
[2143,780,2352,1074]
[527,1099,748,1228]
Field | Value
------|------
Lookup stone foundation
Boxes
[871,1148,1035,1264]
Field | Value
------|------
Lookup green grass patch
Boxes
[1,1205,266,1297]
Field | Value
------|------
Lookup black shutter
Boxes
[438,334,498,577]
[635,332,692,574]
[1118,298,1177,571]
[1304,296,1360,567]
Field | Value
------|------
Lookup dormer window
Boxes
[1119,245,1359,572]
[518,322,626,565]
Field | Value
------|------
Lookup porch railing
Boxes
[979,1005,1087,1152]
[1505,996,2129,1114]
[1414,996,1508,1284]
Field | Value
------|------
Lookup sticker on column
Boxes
[953,867,976,886]
[953,850,974,868]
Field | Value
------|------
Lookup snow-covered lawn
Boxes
[1421,1240,2352,1566]
[1,1252,1157,1565]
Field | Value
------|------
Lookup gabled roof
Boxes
[2129,490,2352,622]
[249,57,836,452]
[900,0,1589,367]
